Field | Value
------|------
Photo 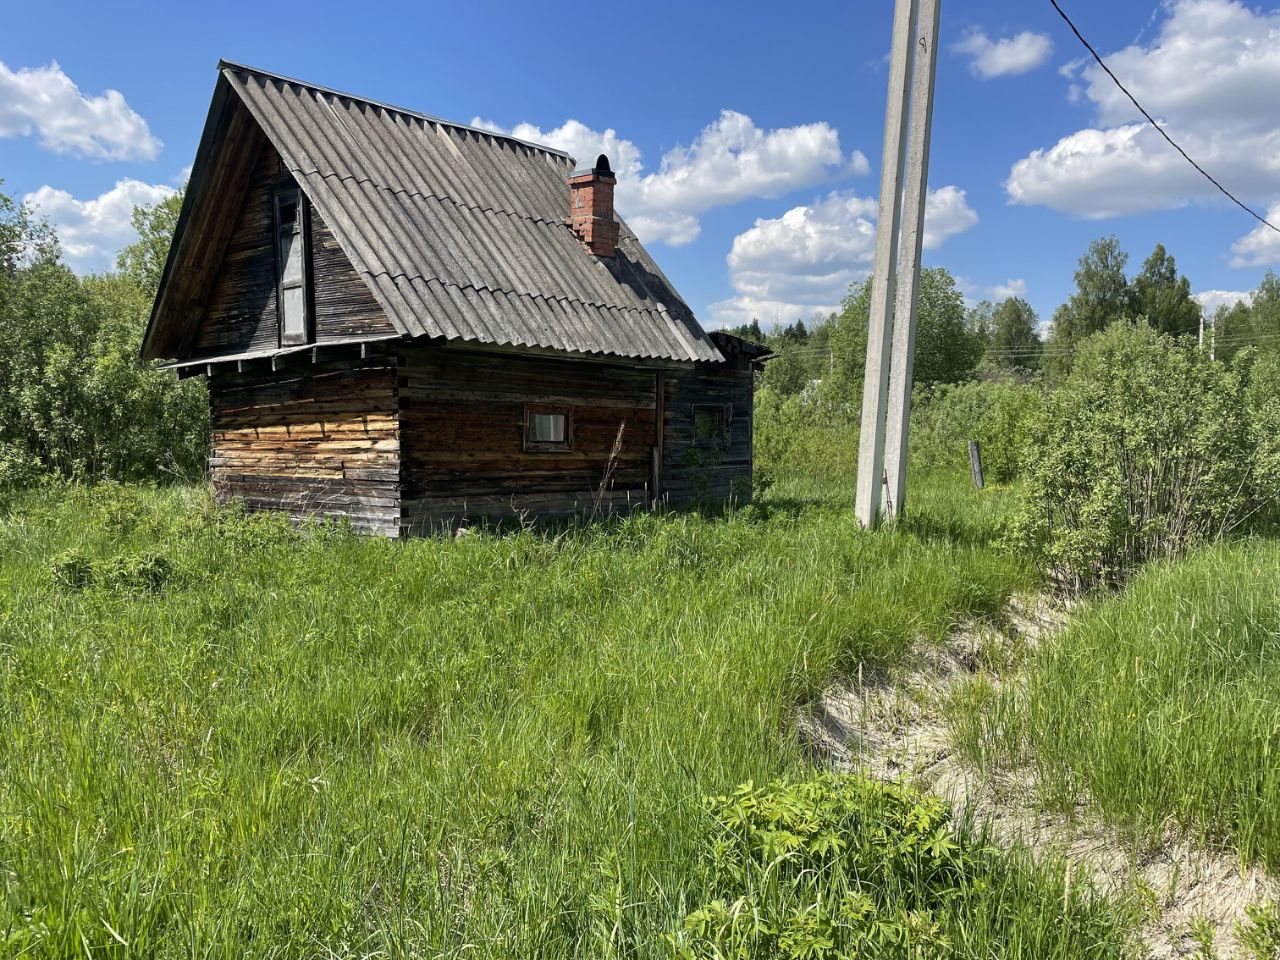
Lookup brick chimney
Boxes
[567,154,619,257]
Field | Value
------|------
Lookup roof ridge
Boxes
[217,59,574,162]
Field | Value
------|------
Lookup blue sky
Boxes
[3,0,1278,329]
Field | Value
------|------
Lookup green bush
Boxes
[753,386,857,491]
[1239,901,1280,960]
[1245,350,1280,525]
[911,378,1045,483]
[674,773,1128,959]
[0,187,208,491]
[1008,322,1264,588]
[50,547,176,594]
[50,548,94,590]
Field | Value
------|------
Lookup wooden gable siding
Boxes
[311,204,393,341]
[398,346,658,532]
[660,359,754,508]
[193,140,394,359]
[208,357,400,536]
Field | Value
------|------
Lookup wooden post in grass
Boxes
[969,441,985,490]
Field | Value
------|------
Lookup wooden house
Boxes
[143,62,768,536]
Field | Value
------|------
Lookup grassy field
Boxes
[0,472,1145,958]
[950,539,1280,873]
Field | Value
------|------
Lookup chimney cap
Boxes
[570,154,617,180]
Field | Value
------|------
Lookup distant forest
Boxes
[725,236,1280,404]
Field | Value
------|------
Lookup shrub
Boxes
[0,187,209,491]
[1008,322,1263,588]
[50,547,176,594]
[50,548,94,590]
[1239,901,1280,960]
[673,773,1126,959]
[911,378,1044,483]
[92,550,175,593]
[215,503,302,552]
[753,386,857,489]
[1245,350,1280,526]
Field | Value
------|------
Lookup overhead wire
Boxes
[747,4,1276,369]
[1049,0,1280,236]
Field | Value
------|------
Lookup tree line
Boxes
[727,235,1279,399]
[0,184,205,491]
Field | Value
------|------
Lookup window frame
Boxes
[691,402,732,446]
[272,186,313,347]
[523,403,574,453]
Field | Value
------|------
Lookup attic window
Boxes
[273,187,311,346]
[524,404,572,452]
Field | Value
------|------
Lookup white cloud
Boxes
[472,111,865,246]
[987,278,1028,300]
[705,186,978,329]
[24,179,177,272]
[1007,0,1280,218]
[705,296,832,331]
[1230,205,1280,267]
[953,29,1054,78]
[0,60,160,161]
[1195,289,1253,315]
[923,186,979,249]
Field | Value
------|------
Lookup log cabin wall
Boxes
[660,357,754,508]
[193,140,394,359]
[398,345,659,532]
[209,357,401,537]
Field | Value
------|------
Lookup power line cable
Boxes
[1049,0,1280,235]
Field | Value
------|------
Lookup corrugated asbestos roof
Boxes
[218,62,723,364]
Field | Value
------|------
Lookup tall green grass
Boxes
[950,539,1280,871]
[0,477,1134,957]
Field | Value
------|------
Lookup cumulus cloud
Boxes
[1195,289,1253,315]
[987,278,1028,300]
[953,29,1054,78]
[923,186,979,249]
[472,111,865,246]
[705,186,978,329]
[0,60,160,161]
[1007,0,1280,218]
[1230,205,1280,267]
[24,179,177,272]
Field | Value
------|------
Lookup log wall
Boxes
[660,357,754,509]
[398,346,658,532]
[209,357,401,537]
[204,345,753,536]
[194,141,394,359]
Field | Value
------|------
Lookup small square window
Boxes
[692,403,731,445]
[525,405,572,451]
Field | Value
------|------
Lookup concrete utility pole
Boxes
[884,0,942,520]
[855,0,942,528]
[854,0,918,528]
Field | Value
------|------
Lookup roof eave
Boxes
[140,71,235,361]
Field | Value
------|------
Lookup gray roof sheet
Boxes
[221,63,722,364]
